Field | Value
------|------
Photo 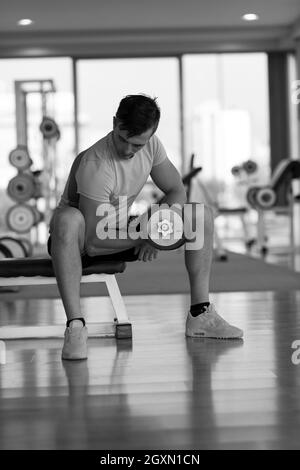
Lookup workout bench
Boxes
[0,257,132,340]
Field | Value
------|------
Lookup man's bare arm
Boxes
[150,158,187,207]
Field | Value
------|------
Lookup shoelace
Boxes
[202,305,228,327]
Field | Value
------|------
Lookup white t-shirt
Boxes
[56,131,168,254]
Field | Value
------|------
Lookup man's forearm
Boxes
[159,189,187,207]
[86,189,187,256]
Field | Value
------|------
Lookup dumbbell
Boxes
[7,173,35,202]
[147,206,185,250]
[128,205,186,251]
[39,117,60,140]
[8,146,32,171]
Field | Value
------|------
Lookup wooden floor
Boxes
[0,290,300,450]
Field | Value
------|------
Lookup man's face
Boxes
[112,118,154,160]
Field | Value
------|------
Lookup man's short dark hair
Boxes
[116,94,161,137]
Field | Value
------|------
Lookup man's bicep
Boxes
[150,157,185,195]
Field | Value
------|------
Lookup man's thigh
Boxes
[47,235,138,263]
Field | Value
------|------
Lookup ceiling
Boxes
[1,0,300,57]
[1,0,300,32]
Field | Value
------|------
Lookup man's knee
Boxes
[51,208,85,243]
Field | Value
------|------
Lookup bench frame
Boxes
[0,273,132,340]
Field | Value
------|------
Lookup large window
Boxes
[183,53,270,205]
[77,58,181,169]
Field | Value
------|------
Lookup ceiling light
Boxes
[17,19,34,26]
[242,13,259,21]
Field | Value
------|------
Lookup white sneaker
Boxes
[185,303,243,339]
[62,320,88,360]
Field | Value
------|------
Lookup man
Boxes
[49,94,243,360]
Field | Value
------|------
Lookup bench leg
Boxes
[105,275,132,339]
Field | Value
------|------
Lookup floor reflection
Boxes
[185,337,244,449]
[56,339,148,449]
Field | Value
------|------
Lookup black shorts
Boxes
[47,236,138,266]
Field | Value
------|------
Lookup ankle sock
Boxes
[66,317,85,327]
[190,302,210,317]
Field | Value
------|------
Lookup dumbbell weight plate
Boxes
[17,237,33,257]
[147,207,185,250]
[0,242,13,259]
[40,117,59,139]
[243,160,258,175]
[0,237,27,258]
[255,187,277,210]
[246,186,260,208]
[8,146,32,170]
[7,174,35,202]
[6,204,36,233]
[231,165,241,177]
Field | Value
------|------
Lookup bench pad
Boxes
[0,257,126,277]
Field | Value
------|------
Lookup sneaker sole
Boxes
[185,329,243,339]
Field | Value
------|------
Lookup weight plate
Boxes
[255,187,277,209]
[6,204,35,233]
[147,207,185,250]
[0,242,13,259]
[17,237,33,257]
[8,146,32,170]
[243,160,258,175]
[0,236,27,258]
[7,174,35,202]
[39,117,60,139]
[246,186,260,208]
[231,165,241,177]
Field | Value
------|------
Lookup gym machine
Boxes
[246,158,300,264]
[2,80,60,258]
[188,155,256,260]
